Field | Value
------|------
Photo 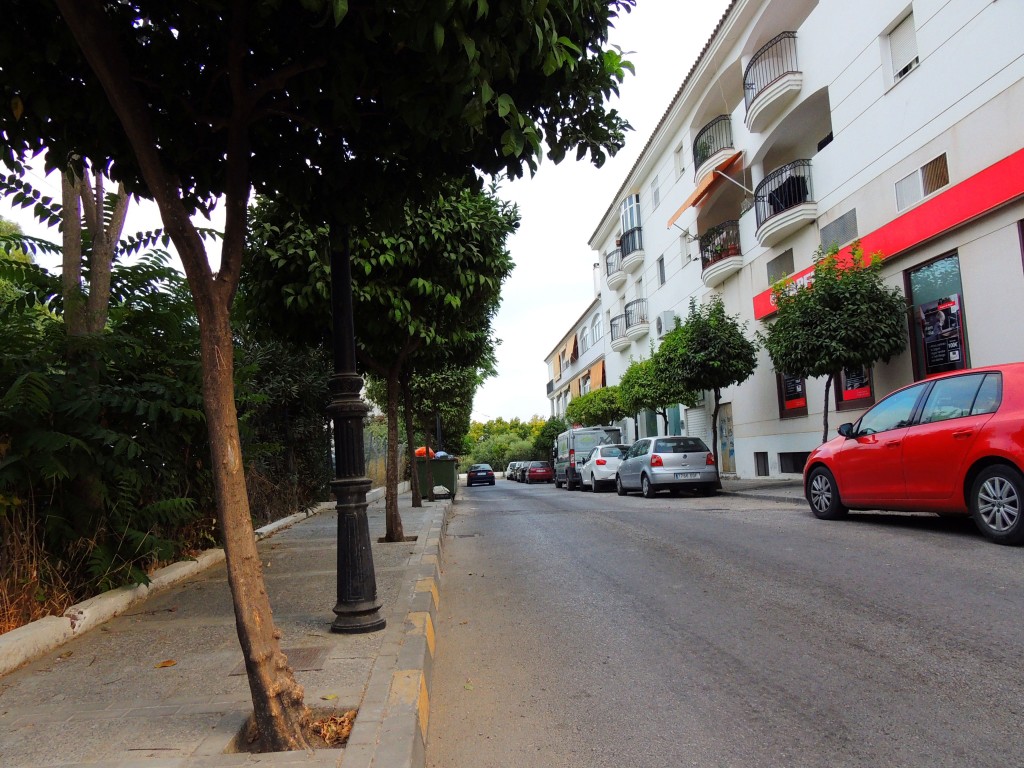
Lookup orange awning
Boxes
[564,335,577,363]
[666,151,743,228]
[589,359,605,389]
[570,377,581,398]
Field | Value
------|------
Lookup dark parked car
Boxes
[467,463,495,487]
[804,363,1024,545]
[616,436,718,497]
[525,460,554,484]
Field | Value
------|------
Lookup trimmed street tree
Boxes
[565,385,626,427]
[657,296,757,470]
[619,354,693,436]
[1,0,636,749]
[532,416,568,461]
[757,244,907,442]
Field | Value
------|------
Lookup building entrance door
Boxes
[717,403,735,474]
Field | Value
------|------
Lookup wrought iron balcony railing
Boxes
[693,115,733,169]
[754,160,813,228]
[743,32,799,110]
[699,220,741,269]
[619,226,643,258]
[624,299,648,329]
[605,248,622,277]
[610,314,627,341]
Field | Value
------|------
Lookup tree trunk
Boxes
[384,371,406,542]
[401,376,422,508]
[195,294,310,751]
[61,172,86,337]
[822,373,834,444]
[711,388,722,482]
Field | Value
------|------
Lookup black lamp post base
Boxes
[331,605,386,634]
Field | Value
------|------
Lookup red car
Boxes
[525,460,554,484]
[804,363,1024,545]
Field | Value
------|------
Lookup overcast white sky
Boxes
[1,2,731,423]
[474,1,731,422]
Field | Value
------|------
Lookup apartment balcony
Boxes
[609,313,630,351]
[605,249,626,291]
[754,160,816,247]
[693,115,734,186]
[619,227,645,273]
[699,220,742,288]
[744,32,802,134]
[624,298,649,341]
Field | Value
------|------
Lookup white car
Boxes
[579,444,630,492]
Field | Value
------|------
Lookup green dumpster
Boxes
[415,458,458,499]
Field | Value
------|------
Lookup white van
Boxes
[553,425,622,490]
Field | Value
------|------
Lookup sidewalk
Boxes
[0,489,449,768]
[719,476,806,505]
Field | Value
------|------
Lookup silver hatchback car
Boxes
[616,436,718,498]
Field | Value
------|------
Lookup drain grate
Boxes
[230,646,329,676]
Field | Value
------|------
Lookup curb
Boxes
[718,488,808,507]
[342,498,449,768]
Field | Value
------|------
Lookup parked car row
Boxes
[570,437,719,498]
[505,460,554,484]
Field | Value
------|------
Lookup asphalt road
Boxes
[426,478,1024,768]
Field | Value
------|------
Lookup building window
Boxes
[779,452,810,474]
[680,234,692,263]
[592,314,603,342]
[767,249,794,285]
[908,253,967,378]
[674,142,685,179]
[896,154,949,211]
[835,364,875,411]
[581,374,591,396]
[651,175,660,208]
[754,452,770,477]
[777,372,808,418]
[579,326,589,354]
[656,257,666,286]
[887,12,919,84]
[620,193,641,233]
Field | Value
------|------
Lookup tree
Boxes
[565,386,626,426]
[757,244,907,442]
[532,416,568,461]
[618,354,691,435]
[1,1,636,748]
[657,296,757,471]
[245,182,516,538]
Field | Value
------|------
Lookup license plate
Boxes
[675,472,700,480]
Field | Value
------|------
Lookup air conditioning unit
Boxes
[656,310,677,337]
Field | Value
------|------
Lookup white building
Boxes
[550,0,1024,478]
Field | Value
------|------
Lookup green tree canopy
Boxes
[1,0,637,749]
[757,244,907,442]
[618,354,691,434]
[657,296,757,468]
[565,386,626,426]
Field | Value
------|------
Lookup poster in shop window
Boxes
[782,373,806,410]
[839,365,871,402]
[919,295,965,376]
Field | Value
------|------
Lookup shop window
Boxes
[777,372,808,418]
[835,364,875,411]
[907,253,968,379]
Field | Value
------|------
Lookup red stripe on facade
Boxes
[753,147,1024,320]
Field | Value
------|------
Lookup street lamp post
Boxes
[328,228,385,634]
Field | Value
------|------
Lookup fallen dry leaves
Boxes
[310,709,357,746]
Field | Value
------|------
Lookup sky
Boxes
[1,2,732,423]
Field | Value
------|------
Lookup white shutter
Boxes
[890,14,918,80]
